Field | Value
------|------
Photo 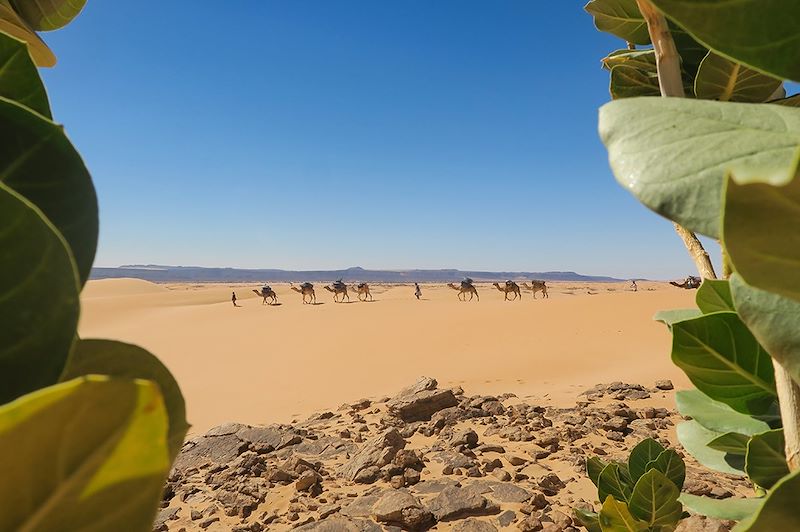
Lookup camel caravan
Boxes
[245,278,551,306]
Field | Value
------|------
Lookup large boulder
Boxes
[340,428,406,482]
[426,485,499,521]
[372,490,433,530]
[294,517,383,531]
[387,377,459,422]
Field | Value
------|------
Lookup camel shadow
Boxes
[268,303,283,307]
[310,302,325,306]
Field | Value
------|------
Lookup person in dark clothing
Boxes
[414,283,422,300]
[231,291,238,307]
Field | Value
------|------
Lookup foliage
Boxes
[586,0,800,529]
[0,5,187,531]
[577,438,685,531]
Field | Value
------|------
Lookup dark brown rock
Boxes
[387,377,459,422]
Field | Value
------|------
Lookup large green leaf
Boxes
[0,96,97,285]
[598,98,800,238]
[694,52,783,103]
[60,339,189,459]
[602,49,655,72]
[9,0,87,31]
[696,279,734,313]
[708,432,751,455]
[671,312,776,415]
[675,389,774,435]
[609,64,660,99]
[599,462,633,503]
[730,275,800,388]
[723,174,800,304]
[628,438,665,483]
[598,496,647,532]
[653,308,702,326]
[649,0,800,82]
[746,429,789,490]
[0,183,79,404]
[0,1,53,66]
[588,456,609,488]
[735,468,800,531]
[585,0,650,45]
[677,420,745,476]
[0,376,171,532]
[627,469,682,529]
[574,508,602,532]
[0,31,49,116]
[679,493,762,522]
[646,449,685,490]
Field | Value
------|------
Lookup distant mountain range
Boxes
[90,265,624,283]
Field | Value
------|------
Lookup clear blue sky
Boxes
[41,1,720,279]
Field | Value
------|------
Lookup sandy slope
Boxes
[78,279,694,434]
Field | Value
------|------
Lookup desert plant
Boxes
[0,2,187,531]
[586,0,800,529]
[575,438,686,531]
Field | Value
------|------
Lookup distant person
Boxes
[231,291,238,307]
[414,283,422,300]
[630,280,638,292]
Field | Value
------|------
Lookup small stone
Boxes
[655,379,674,390]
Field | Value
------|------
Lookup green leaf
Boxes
[0,183,79,404]
[602,49,655,72]
[609,64,660,99]
[679,493,762,522]
[575,508,603,532]
[646,449,685,490]
[0,32,49,117]
[723,174,800,304]
[735,469,800,531]
[599,463,634,503]
[0,96,98,285]
[649,0,800,81]
[675,389,773,435]
[9,0,87,31]
[708,432,751,455]
[598,98,800,238]
[0,3,54,66]
[585,0,650,45]
[730,275,800,389]
[671,312,776,415]
[694,52,783,103]
[627,469,682,528]
[746,429,789,490]
[628,438,665,483]
[677,420,745,476]
[598,496,647,532]
[653,308,702,326]
[588,456,609,487]
[770,94,800,107]
[0,376,171,532]
[696,279,735,313]
[60,339,189,459]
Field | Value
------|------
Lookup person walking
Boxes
[630,280,638,292]
[231,291,239,307]
[414,283,422,300]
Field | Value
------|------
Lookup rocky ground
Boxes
[155,378,750,531]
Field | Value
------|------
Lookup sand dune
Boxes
[78,279,694,434]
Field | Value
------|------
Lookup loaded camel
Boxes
[324,280,350,302]
[670,276,702,290]
[447,278,479,302]
[290,282,316,304]
[493,280,522,301]
[252,285,278,305]
[352,282,373,302]
[521,280,549,299]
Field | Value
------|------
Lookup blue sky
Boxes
[41,1,720,279]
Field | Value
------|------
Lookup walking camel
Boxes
[493,281,522,301]
[252,285,278,305]
[447,279,479,302]
[352,282,373,302]
[324,280,350,303]
[670,276,701,290]
[290,282,316,304]
[521,280,549,299]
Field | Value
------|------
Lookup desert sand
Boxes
[79,279,693,435]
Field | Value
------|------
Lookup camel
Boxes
[324,280,350,302]
[252,285,278,305]
[670,276,702,290]
[352,282,373,302]
[493,281,522,301]
[290,282,316,304]
[447,279,479,302]
[521,280,549,299]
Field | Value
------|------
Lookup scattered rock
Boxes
[452,518,499,532]
[372,490,433,530]
[655,379,674,391]
[387,377,459,422]
[340,429,406,482]
[426,485,500,521]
